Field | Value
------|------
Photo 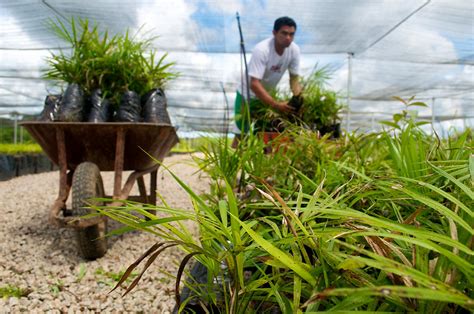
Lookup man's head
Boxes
[273,16,297,32]
[272,16,297,49]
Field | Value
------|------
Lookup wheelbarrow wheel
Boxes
[72,162,107,260]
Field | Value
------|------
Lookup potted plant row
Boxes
[40,17,176,124]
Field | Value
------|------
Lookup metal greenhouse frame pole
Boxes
[236,12,252,135]
[236,12,251,104]
[346,52,353,132]
[12,112,18,144]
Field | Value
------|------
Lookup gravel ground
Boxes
[0,153,209,313]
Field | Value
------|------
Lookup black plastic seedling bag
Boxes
[172,261,221,314]
[37,94,61,121]
[117,91,142,122]
[142,88,171,124]
[57,83,85,122]
[87,89,111,122]
[288,94,304,113]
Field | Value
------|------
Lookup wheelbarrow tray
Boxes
[20,121,178,259]
[21,122,178,171]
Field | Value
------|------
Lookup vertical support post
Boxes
[345,52,353,132]
[431,97,435,134]
[113,128,126,199]
[13,113,18,144]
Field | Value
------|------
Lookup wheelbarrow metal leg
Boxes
[137,176,148,204]
[146,169,158,216]
[150,169,157,205]
[135,167,158,205]
[113,127,126,200]
[49,128,73,227]
[119,164,159,200]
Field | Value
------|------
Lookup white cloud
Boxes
[134,0,199,51]
[208,1,243,15]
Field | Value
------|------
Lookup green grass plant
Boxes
[49,279,64,296]
[75,263,88,283]
[0,284,30,299]
[298,67,342,128]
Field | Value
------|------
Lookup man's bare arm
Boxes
[290,74,302,96]
[250,77,293,113]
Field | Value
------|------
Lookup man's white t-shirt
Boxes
[241,37,301,99]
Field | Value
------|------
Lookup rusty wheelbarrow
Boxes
[21,121,179,260]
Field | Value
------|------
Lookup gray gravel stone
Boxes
[0,153,208,312]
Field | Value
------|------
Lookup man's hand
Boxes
[273,101,296,114]
[288,94,304,112]
[250,77,297,114]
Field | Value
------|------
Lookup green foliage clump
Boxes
[251,66,343,132]
[43,18,176,107]
[299,81,341,128]
[0,285,30,299]
[171,137,214,153]
[0,122,36,144]
[94,98,473,313]
[0,143,42,154]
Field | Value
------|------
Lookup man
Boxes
[235,16,302,132]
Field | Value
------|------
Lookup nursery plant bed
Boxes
[0,153,55,181]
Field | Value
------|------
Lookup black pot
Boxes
[319,123,341,139]
[172,262,221,314]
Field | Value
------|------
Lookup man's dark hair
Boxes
[273,16,297,32]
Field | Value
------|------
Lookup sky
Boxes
[0,0,472,132]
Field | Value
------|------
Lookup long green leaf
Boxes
[395,186,473,234]
[346,231,473,280]
[237,218,316,286]
[224,178,244,288]
[309,286,473,308]
[400,177,472,217]
[313,207,473,257]
[470,154,474,181]
[429,161,474,200]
